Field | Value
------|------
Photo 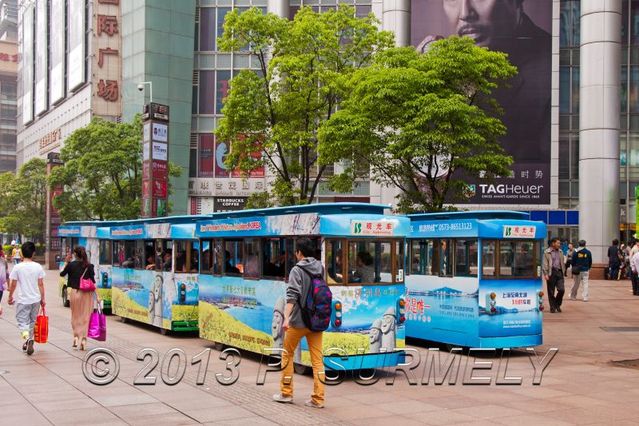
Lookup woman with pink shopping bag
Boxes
[60,246,96,350]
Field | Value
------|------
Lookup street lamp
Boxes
[137,81,153,104]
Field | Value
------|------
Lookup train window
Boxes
[347,241,395,284]
[325,239,345,284]
[224,240,243,275]
[155,240,172,272]
[482,241,496,277]
[200,239,223,275]
[410,240,435,275]
[244,239,261,279]
[174,241,199,273]
[501,241,537,278]
[116,241,137,268]
[430,240,452,277]
[455,240,478,277]
[263,238,286,280]
[112,241,123,267]
[143,240,156,270]
[99,240,112,265]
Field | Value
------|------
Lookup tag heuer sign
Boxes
[503,225,536,238]
[143,103,170,122]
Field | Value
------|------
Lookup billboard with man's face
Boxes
[411,0,552,204]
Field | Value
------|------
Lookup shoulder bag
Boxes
[79,266,96,292]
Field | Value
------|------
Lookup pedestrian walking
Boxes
[569,240,592,302]
[11,243,22,265]
[273,238,327,408]
[60,246,96,350]
[565,242,574,278]
[607,239,621,280]
[0,249,8,302]
[7,242,46,355]
[543,237,566,313]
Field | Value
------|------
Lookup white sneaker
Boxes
[569,297,576,301]
[305,399,324,409]
[272,393,293,404]
[583,299,588,302]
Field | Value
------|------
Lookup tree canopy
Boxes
[319,37,517,212]
[216,5,394,206]
[0,158,47,240]
[49,116,180,221]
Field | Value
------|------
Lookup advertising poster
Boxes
[198,276,405,366]
[152,142,168,161]
[112,269,198,330]
[199,134,215,178]
[411,0,552,204]
[21,7,34,123]
[478,281,542,337]
[152,123,168,142]
[68,0,86,90]
[50,0,66,104]
[215,140,231,177]
[34,0,48,115]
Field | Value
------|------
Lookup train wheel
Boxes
[62,286,70,307]
[120,316,127,323]
[160,328,169,336]
[213,342,225,351]
[294,363,309,375]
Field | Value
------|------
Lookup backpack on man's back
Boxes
[299,269,332,332]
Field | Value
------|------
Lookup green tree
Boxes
[320,37,517,212]
[0,159,47,241]
[49,116,181,221]
[216,5,394,205]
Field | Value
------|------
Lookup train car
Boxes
[196,203,409,372]
[406,211,546,348]
[108,216,207,333]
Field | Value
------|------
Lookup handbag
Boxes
[34,306,48,344]
[79,267,96,292]
[88,293,107,341]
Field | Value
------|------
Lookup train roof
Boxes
[204,203,389,218]
[408,210,529,221]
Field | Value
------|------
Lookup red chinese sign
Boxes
[97,15,119,36]
[97,79,118,101]
[95,1,120,103]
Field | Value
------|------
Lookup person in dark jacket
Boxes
[273,238,325,409]
[60,246,96,350]
[569,240,592,302]
[608,239,621,280]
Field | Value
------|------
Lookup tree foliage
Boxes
[320,37,517,212]
[0,159,47,240]
[216,5,394,205]
[49,116,181,221]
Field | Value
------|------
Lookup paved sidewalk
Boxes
[1,274,639,425]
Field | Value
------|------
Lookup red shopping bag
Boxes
[34,307,48,344]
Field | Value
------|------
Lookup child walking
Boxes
[7,242,45,355]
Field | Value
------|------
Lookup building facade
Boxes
[15,0,630,263]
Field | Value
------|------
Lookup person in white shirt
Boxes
[7,242,46,355]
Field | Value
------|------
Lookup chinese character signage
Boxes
[92,0,121,115]
[503,225,537,239]
[351,220,395,236]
